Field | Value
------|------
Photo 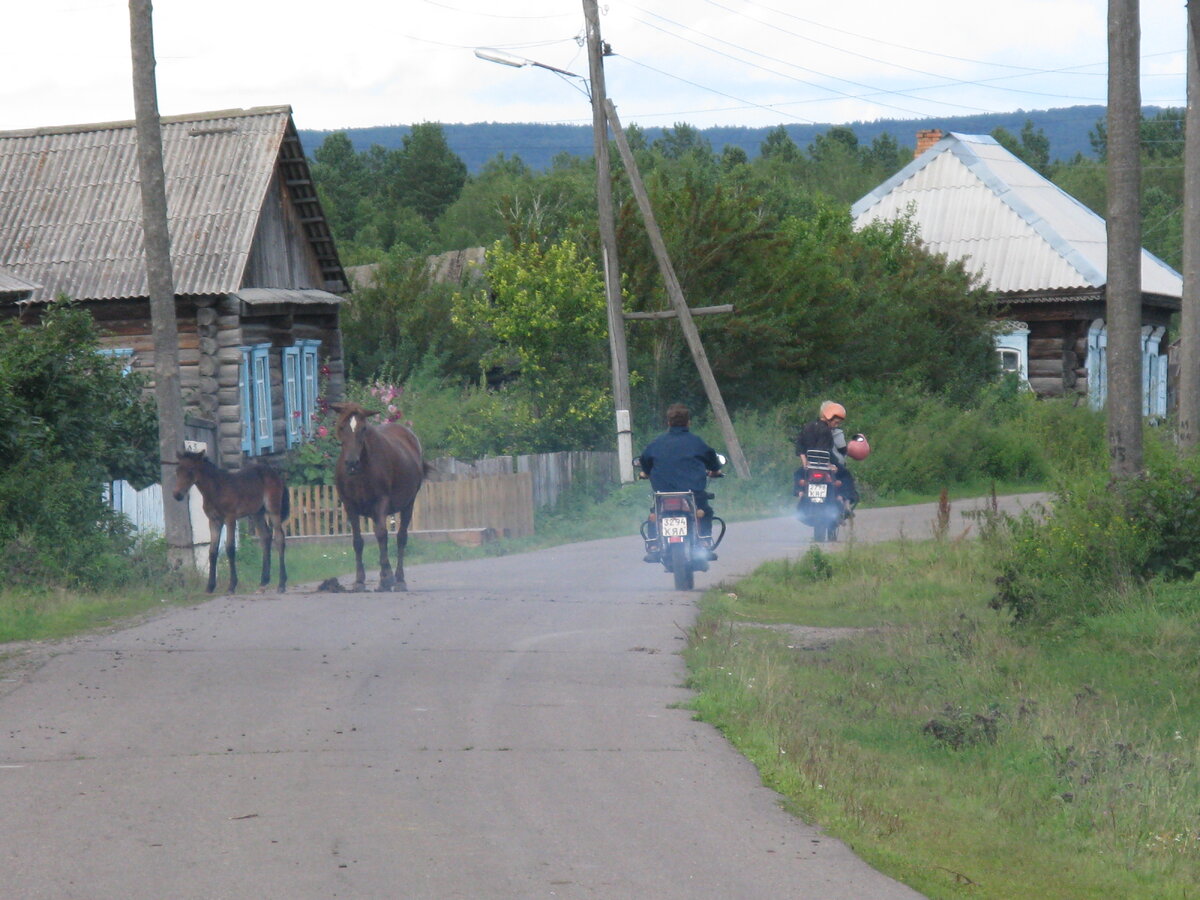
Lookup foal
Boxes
[172,450,290,594]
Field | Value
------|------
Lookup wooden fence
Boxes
[286,472,534,540]
[429,450,618,509]
[112,450,615,544]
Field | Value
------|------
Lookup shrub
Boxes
[991,430,1200,624]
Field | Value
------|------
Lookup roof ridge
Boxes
[0,105,293,140]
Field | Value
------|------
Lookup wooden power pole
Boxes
[1106,0,1144,477]
[1180,0,1200,451]
[582,0,635,482]
[604,99,751,479]
[129,0,192,565]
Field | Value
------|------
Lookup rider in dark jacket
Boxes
[639,404,722,558]
[795,400,859,514]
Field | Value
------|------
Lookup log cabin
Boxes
[852,129,1181,416]
[0,105,348,466]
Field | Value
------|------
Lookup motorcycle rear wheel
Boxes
[669,543,695,590]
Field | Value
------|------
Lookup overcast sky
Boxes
[2,0,1187,135]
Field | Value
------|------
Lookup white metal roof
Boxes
[850,132,1182,300]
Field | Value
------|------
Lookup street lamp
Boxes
[476,43,636,483]
[473,48,584,81]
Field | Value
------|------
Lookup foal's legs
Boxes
[223,515,239,593]
[254,507,288,593]
[251,511,272,588]
[205,516,224,593]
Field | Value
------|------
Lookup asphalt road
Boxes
[0,493,1045,899]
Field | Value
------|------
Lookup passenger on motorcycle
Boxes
[639,403,723,561]
[794,400,860,516]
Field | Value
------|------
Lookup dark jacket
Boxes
[640,426,721,494]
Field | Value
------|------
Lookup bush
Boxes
[991,429,1200,624]
[0,302,160,589]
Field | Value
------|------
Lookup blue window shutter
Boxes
[239,347,254,454]
[283,346,301,448]
[300,340,321,437]
[99,347,135,374]
[252,344,274,454]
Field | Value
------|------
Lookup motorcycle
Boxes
[635,459,726,591]
[794,449,848,543]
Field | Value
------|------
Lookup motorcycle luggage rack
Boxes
[805,449,835,469]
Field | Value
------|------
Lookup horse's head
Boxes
[172,450,206,501]
[332,401,381,475]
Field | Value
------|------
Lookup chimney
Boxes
[914,128,944,158]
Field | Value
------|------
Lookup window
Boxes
[283,340,322,448]
[239,343,275,456]
[997,348,1022,375]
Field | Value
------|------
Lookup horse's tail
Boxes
[279,478,291,521]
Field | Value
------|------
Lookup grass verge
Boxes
[686,539,1200,899]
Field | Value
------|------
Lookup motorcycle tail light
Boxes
[811,472,825,481]
[661,496,688,511]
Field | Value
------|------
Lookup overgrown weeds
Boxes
[687,537,1200,898]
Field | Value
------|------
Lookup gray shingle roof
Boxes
[851,132,1182,300]
[0,106,346,302]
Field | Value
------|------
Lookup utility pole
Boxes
[605,99,751,479]
[1106,0,1144,477]
[1180,0,1200,451]
[129,0,192,565]
[582,0,635,482]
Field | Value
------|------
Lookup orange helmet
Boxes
[847,435,870,460]
[819,401,846,422]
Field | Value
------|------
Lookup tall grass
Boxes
[687,536,1200,898]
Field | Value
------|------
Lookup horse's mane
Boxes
[180,449,219,474]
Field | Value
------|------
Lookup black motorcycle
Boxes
[794,449,848,543]
[636,461,726,591]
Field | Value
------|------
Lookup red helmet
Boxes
[846,435,870,460]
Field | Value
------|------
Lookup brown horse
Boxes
[332,401,427,591]
[172,450,290,594]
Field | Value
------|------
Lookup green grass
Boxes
[686,539,1200,899]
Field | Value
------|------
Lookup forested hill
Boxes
[297,104,1168,173]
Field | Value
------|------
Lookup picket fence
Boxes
[287,473,534,541]
[113,450,619,543]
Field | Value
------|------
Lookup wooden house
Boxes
[851,129,1182,415]
[0,106,348,466]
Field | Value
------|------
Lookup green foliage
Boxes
[451,240,613,452]
[705,202,999,409]
[0,301,159,588]
[310,123,468,260]
[341,246,489,384]
[992,429,1200,624]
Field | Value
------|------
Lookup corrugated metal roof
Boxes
[0,106,346,302]
[0,268,38,296]
[850,132,1182,300]
[235,287,345,306]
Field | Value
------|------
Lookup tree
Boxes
[394,122,468,223]
[991,119,1052,176]
[0,301,159,586]
[452,240,613,451]
[760,125,801,164]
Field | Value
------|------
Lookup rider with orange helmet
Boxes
[794,400,864,514]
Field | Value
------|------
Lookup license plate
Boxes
[661,516,688,537]
[807,484,828,500]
